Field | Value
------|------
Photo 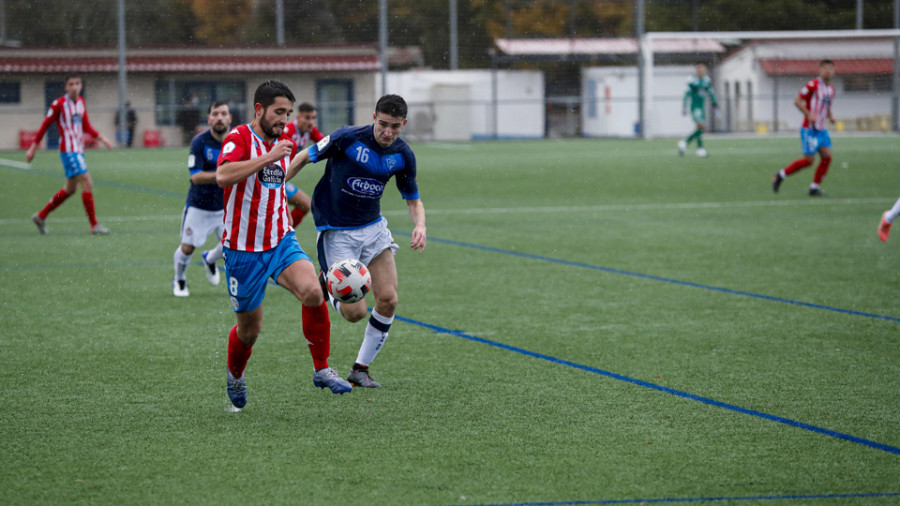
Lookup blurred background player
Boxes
[288,94,427,388]
[282,103,324,226]
[216,80,350,410]
[772,60,836,197]
[26,74,114,235]
[172,101,231,297]
[678,63,718,158]
[878,195,900,242]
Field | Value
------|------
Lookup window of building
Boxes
[843,74,893,93]
[0,82,21,104]
[316,79,354,134]
[154,80,247,128]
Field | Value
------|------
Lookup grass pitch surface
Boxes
[1,135,899,505]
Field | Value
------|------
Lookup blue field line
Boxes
[409,234,900,323]
[459,491,900,505]
[396,314,900,457]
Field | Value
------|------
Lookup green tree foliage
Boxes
[2,0,897,66]
[191,0,253,44]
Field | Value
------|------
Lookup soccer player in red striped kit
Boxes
[26,75,114,234]
[216,80,351,410]
[772,60,836,197]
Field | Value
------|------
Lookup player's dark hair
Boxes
[375,94,408,119]
[208,100,229,114]
[297,102,316,113]
[254,80,295,109]
[64,75,81,84]
[819,59,835,66]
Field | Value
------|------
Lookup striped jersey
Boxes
[33,95,100,153]
[218,124,297,252]
[282,120,324,148]
[797,77,835,130]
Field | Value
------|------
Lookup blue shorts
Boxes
[60,152,88,178]
[223,233,312,313]
[800,128,831,156]
[285,182,299,200]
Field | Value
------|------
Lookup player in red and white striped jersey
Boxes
[772,60,837,197]
[26,75,114,235]
[281,102,324,226]
[216,80,350,410]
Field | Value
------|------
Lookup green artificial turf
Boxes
[1,135,898,505]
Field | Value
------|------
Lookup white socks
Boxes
[886,196,900,224]
[204,243,223,264]
[356,309,393,366]
[173,247,193,281]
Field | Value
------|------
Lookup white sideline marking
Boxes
[383,197,893,216]
[0,157,31,170]
[0,198,891,226]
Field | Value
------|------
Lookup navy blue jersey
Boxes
[186,130,224,211]
[307,124,419,230]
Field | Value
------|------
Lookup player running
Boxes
[281,103,324,226]
[217,80,350,410]
[172,101,231,297]
[287,94,427,388]
[772,59,836,197]
[678,63,719,158]
[26,74,114,235]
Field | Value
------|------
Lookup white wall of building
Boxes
[386,70,545,141]
[715,40,894,133]
[582,65,698,138]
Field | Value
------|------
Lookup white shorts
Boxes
[316,218,399,272]
[180,206,225,248]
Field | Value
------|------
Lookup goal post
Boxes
[638,29,900,139]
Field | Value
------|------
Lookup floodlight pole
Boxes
[635,0,645,138]
[379,0,388,96]
[894,0,900,131]
[857,0,864,29]
[276,0,285,46]
[449,0,459,70]
[116,0,128,148]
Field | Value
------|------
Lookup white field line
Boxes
[0,157,32,170]
[1,197,891,226]
[382,197,893,216]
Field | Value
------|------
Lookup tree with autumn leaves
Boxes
[3,0,897,68]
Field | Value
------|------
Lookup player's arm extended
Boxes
[216,141,292,187]
[407,198,426,253]
[191,170,217,185]
[285,148,311,181]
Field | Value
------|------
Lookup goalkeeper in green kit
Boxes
[678,63,719,158]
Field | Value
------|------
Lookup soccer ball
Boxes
[325,259,371,303]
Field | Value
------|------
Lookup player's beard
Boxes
[259,115,284,140]
[211,122,229,135]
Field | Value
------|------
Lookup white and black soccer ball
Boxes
[325,259,371,303]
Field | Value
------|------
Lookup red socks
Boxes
[783,158,813,176]
[38,188,71,219]
[291,207,307,226]
[813,156,832,185]
[302,300,332,370]
[227,325,253,378]
[81,192,98,227]
[37,189,99,228]
[227,300,330,376]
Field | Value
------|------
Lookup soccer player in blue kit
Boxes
[172,101,231,297]
[287,94,427,388]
